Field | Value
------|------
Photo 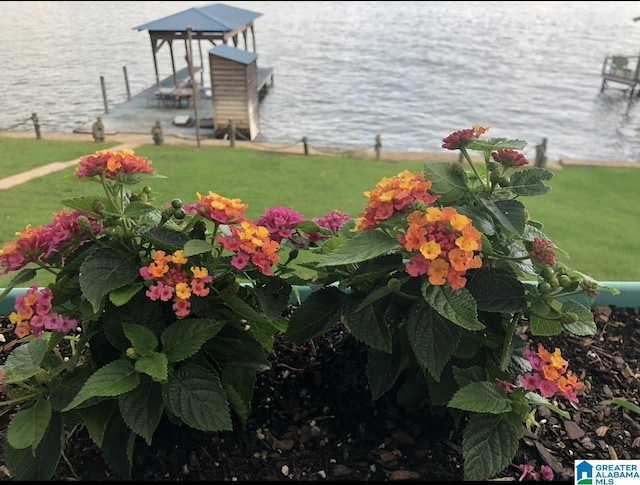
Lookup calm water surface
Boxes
[2,1,640,162]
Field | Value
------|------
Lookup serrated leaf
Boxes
[63,360,140,411]
[78,400,118,448]
[101,414,136,480]
[367,347,405,400]
[0,338,48,383]
[118,376,163,445]
[114,171,167,186]
[463,413,521,481]
[164,365,232,432]
[61,195,112,215]
[222,366,257,427]
[526,392,570,419]
[465,268,527,313]
[342,293,392,353]
[318,230,399,266]
[123,322,158,356]
[161,318,225,363]
[121,200,156,218]
[529,314,563,336]
[7,399,52,450]
[183,239,215,256]
[4,412,63,481]
[561,300,597,336]
[480,198,526,235]
[423,162,468,205]
[406,300,460,381]
[139,226,190,253]
[135,352,168,382]
[109,283,144,307]
[510,167,553,196]
[285,286,345,343]
[79,248,141,312]
[423,285,484,331]
[449,382,512,414]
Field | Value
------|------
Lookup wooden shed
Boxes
[209,44,261,141]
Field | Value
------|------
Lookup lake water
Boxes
[2,1,640,162]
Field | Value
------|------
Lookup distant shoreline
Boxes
[2,130,639,169]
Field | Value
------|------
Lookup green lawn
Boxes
[0,136,639,287]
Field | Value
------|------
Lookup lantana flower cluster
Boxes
[217,220,281,276]
[354,170,440,231]
[0,209,103,275]
[9,285,78,338]
[140,249,213,318]
[520,343,585,403]
[398,207,483,289]
[74,148,155,179]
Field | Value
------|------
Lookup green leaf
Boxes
[449,382,512,414]
[119,376,164,445]
[139,226,190,253]
[0,338,48,384]
[164,365,232,432]
[222,366,257,427]
[613,397,640,415]
[452,366,487,387]
[77,400,118,448]
[423,284,484,331]
[529,314,563,336]
[510,167,553,196]
[7,399,52,450]
[561,300,597,336]
[109,283,144,307]
[123,322,158,356]
[183,239,214,256]
[135,352,168,382]
[4,412,63,481]
[480,198,526,235]
[465,269,526,313]
[318,230,399,266]
[526,392,570,419]
[161,318,225,363]
[114,171,167,186]
[218,291,279,351]
[463,413,521,481]
[285,286,345,344]
[101,414,136,480]
[61,195,112,216]
[342,293,392,353]
[79,248,141,312]
[367,347,405,400]
[63,360,140,411]
[423,162,468,205]
[406,300,460,381]
[122,200,156,218]
[467,137,527,152]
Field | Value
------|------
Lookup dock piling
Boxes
[100,76,109,114]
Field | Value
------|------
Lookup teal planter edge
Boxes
[0,282,637,317]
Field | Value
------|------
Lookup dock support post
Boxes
[535,138,548,168]
[31,113,41,140]
[100,76,109,114]
[229,120,236,148]
[375,134,382,160]
[123,66,131,100]
[302,136,309,155]
[186,27,201,148]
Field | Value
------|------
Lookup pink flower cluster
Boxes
[530,237,556,267]
[492,149,529,168]
[9,285,78,338]
[515,463,554,481]
[0,209,103,276]
[312,210,351,234]
[217,221,281,276]
[140,250,213,318]
[255,206,305,242]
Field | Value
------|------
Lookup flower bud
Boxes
[387,278,402,293]
[77,215,93,233]
[125,347,138,359]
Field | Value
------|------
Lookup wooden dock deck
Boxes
[74,65,273,140]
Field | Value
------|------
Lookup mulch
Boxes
[0,305,638,481]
